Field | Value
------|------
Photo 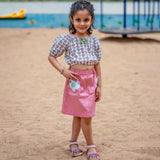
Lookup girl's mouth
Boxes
[78,27,86,29]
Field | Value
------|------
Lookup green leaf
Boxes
[28,19,36,25]
[134,19,139,24]
[102,24,106,28]
[148,20,152,24]
[118,21,122,25]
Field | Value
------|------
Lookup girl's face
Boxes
[71,9,93,36]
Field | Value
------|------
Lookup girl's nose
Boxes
[80,21,84,25]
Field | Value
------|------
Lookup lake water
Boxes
[0,13,160,29]
[0,2,159,29]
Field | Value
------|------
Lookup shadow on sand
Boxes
[100,36,160,43]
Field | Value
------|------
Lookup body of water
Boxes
[0,2,159,29]
[0,14,159,29]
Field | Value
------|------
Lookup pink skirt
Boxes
[62,68,97,117]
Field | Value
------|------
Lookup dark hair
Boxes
[69,0,95,35]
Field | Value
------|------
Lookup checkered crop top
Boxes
[49,34,102,66]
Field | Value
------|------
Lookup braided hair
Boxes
[69,0,95,35]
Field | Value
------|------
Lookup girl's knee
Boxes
[81,117,92,126]
[73,116,81,121]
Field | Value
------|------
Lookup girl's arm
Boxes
[48,54,79,81]
[94,62,102,102]
[48,54,63,73]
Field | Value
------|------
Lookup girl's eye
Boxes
[84,19,89,22]
[76,19,80,22]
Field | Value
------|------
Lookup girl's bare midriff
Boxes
[71,64,94,70]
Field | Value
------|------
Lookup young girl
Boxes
[48,1,102,159]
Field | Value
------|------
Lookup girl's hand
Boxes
[62,68,79,81]
[95,86,101,102]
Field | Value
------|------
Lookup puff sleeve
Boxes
[94,37,102,62]
[49,34,68,58]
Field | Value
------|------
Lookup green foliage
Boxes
[61,22,65,27]
[134,19,139,24]
[28,19,36,25]
[118,21,122,25]
[147,20,152,24]
[50,25,55,28]
[102,24,106,28]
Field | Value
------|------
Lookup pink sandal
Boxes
[69,141,83,157]
[85,145,100,160]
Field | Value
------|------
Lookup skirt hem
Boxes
[61,111,95,118]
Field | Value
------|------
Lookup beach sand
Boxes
[0,28,160,160]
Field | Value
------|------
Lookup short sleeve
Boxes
[94,37,102,62]
[49,34,68,58]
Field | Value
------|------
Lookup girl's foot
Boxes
[85,145,100,160]
[69,141,83,157]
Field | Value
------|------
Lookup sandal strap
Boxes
[72,148,83,154]
[88,152,99,158]
[84,145,96,149]
[69,141,80,146]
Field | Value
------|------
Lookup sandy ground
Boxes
[0,28,160,160]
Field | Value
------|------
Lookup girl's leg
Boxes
[81,117,100,159]
[70,116,81,142]
[81,117,93,145]
[70,116,82,156]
